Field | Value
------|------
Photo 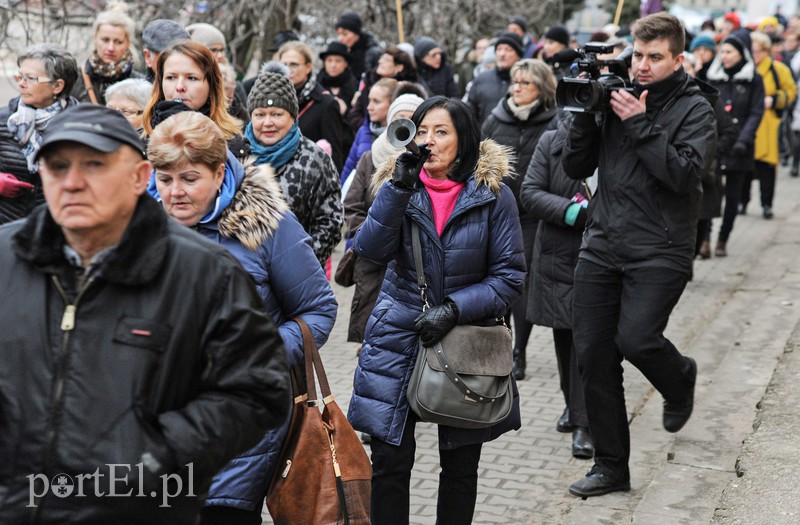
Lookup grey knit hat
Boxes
[142,19,190,54]
[186,23,226,48]
[247,61,299,119]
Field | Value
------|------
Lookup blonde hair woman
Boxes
[71,1,142,104]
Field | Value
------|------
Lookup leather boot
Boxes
[572,427,594,459]
[698,240,711,259]
[512,347,526,380]
[715,240,727,257]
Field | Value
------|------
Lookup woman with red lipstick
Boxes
[348,96,525,524]
[71,3,143,105]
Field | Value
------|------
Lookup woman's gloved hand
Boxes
[0,172,34,198]
[392,147,430,189]
[731,141,747,157]
[414,300,459,347]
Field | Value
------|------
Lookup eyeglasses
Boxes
[209,46,226,55]
[14,72,52,85]
[108,106,144,118]
[512,80,535,88]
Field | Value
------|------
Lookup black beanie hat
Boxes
[508,16,527,34]
[495,32,524,58]
[722,34,747,59]
[336,12,362,36]
[247,61,299,119]
[544,25,570,47]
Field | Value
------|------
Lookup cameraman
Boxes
[562,13,716,498]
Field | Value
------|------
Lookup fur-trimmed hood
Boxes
[370,138,514,196]
[217,159,290,251]
[705,52,757,82]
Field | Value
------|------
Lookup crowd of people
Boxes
[1,3,799,523]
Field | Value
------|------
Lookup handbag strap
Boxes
[295,317,334,405]
[81,69,99,105]
[411,223,430,311]
[431,340,511,404]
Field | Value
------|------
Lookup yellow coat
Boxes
[755,57,797,166]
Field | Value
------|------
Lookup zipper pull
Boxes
[61,305,76,331]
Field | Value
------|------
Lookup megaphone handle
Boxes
[406,141,421,155]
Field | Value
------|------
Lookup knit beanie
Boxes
[722,34,746,59]
[690,33,716,52]
[247,61,299,119]
[142,19,190,54]
[414,36,439,61]
[388,93,425,123]
[508,16,527,34]
[186,23,226,49]
[336,12,362,35]
[495,32,524,58]
[544,25,570,47]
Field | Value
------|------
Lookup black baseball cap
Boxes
[35,103,146,161]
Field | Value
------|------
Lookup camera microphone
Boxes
[551,49,582,65]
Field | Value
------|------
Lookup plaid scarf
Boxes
[7,98,67,173]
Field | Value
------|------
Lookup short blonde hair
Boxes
[147,111,227,171]
[509,59,557,110]
[750,31,772,52]
[277,40,313,65]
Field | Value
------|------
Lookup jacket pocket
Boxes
[112,316,171,352]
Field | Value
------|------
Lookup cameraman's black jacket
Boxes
[563,70,716,273]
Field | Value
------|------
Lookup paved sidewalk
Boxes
[266,165,800,524]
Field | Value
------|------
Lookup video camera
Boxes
[555,42,635,114]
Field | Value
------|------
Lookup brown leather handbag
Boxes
[266,318,371,524]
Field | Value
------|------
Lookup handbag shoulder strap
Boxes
[411,223,429,310]
[294,317,335,404]
[81,69,99,105]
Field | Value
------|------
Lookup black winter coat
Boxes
[297,82,351,172]
[0,97,77,225]
[348,32,383,81]
[467,68,511,124]
[563,70,717,273]
[417,61,458,97]
[520,118,583,329]
[0,196,290,524]
[481,97,561,226]
[705,56,765,172]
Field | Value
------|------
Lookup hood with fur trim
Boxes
[217,159,290,251]
[705,52,757,82]
[370,138,514,196]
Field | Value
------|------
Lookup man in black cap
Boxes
[0,104,290,523]
[466,31,523,124]
[141,19,190,81]
[507,16,536,58]
[335,11,381,80]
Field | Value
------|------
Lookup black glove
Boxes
[574,206,588,230]
[731,141,747,157]
[392,147,430,189]
[414,300,459,347]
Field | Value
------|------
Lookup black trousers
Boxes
[741,160,776,209]
[572,260,695,480]
[370,415,482,525]
[552,328,588,428]
[718,169,746,242]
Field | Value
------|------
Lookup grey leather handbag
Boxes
[405,223,514,429]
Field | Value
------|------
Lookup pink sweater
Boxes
[420,169,464,236]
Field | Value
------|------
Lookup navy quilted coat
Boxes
[347,139,526,448]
